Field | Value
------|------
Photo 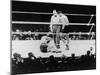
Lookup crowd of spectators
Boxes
[12,50,96,74]
[12,29,95,40]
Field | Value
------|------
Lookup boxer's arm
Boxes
[64,16,69,25]
[62,15,69,30]
[50,16,53,32]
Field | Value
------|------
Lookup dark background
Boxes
[12,0,96,32]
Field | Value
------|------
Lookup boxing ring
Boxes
[12,40,95,58]
[12,11,96,58]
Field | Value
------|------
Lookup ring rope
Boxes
[88,15,94,33]
[12,21,95,26]
[12,32,95,35]
[12,11,96,16]
[88,15,94,24]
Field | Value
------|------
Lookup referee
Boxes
[50,10,60,49]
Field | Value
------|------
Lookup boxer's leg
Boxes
[60,26,69,50]
[52,25,57,46]
[56,25,61,48]
[65,34,69,50]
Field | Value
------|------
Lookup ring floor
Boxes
[12,40,95,58]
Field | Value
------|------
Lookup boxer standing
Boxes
[57,11,69,50]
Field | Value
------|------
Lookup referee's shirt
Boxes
[50,15,59,31]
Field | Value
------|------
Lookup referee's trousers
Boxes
[52,24,62,48]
